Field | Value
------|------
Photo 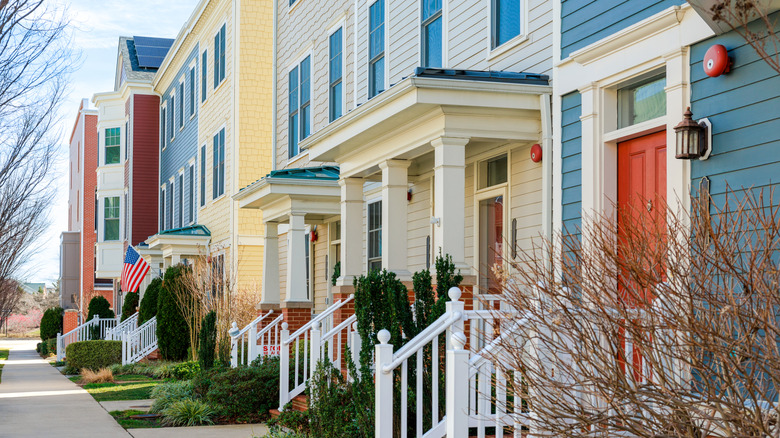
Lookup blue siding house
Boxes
[158,44,200,234]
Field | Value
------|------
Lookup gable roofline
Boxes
[153,0,211,89]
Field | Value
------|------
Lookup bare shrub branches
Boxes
[494,189,780,437]
[709,0,780,74]
[0,0,73,320]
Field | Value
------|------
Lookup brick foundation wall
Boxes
[63,309,79,335]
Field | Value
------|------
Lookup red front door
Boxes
[616,130,667,380]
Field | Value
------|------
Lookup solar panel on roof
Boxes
[133,36,174,69]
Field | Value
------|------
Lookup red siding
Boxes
[83,113,98,318]
[131,94,160,246]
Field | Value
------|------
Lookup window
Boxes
[329,28,343,122]
[160,108,166,149]
[491,0,521,48]
[479,154,508,189]
[288,56,311,158]
[168,180,174,230]
[178,173,183,228]
[212,129,225,199]
[189,164,194,223]
[214,24,226,88]
[189,67,196,116]
[367,201,382,271]
[289,0,297,6]
[201,50,208,102]
[618,75,666,129]
[200,145,206,206]
[160,188,165,230]
[169,95,175,140]
[178,82,184,129]
[211,254,224,298]
[104,127,121,164]
[369,0,385,98]
[104,196,120,241]
[422,0,442,67]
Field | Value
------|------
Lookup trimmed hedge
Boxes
[40,307,63,341]
[139,277,161,324]
[65,340,121,372]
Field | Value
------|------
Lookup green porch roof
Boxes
[157,224,211,236]
[240,166,340,192]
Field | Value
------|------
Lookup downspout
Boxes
[540,93,553,254]
[271,0,278,171]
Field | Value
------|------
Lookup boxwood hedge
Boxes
[65,340,121,372]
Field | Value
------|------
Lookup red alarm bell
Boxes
[703,44,731,77]
[530,144,542,163]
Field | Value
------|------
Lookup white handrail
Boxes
[284,294,353,344]
[232,310,274,339]
[56,315,117,360]
[122,316,157,365]
[382,310,462,374]
[106,313,138,341]
[229,310,282,367]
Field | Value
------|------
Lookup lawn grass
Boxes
[0,348,8,383]
[109,409,162,429]
[82,381,162,401]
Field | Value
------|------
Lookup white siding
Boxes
[407,178,431,272]
[509,144,543,256]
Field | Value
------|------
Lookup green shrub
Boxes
[138,277,161,324]
[40,307,63,341]
[46,338,57,356]
[36,343,42,353]
[120,292,139,322]
[150,380,194,414]
[40,341,49,357]
[65,340,121,373]
[87,296,115,320]
[200,356,280,421]
[198,311,217,370]
[162,399,215,427]
[171,361,200,380]
[156,265,190,361]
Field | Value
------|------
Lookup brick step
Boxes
[269,394,309,419]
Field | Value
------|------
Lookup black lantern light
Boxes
[674,107,710,159]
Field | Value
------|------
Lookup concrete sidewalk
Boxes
[0,339,130,437]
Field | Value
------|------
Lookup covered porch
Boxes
[144,225,212,270]
[303,69,553,296]
[235,166,341,330]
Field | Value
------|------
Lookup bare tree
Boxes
[488,189,780,437]
[708,0,780,74]
[0,1,73,323]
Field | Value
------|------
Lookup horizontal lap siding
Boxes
[561,92,582,239]
[131,94,161,246]
[690,14,780,206]
[313,226,329,312]
[510,144,543,256]
[407,178,431,272]
[464,163,474,269]
[279,231,288,301]
[560,0,684,59]
[389,0,418,85]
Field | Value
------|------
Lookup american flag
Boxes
[121,246,150,293]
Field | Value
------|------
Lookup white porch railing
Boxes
[279,294,356,410]
[106,313,138,341]
[374,287,532,438]
[229,310,283,367]
[56,315,117,361]
[121,316,157,365]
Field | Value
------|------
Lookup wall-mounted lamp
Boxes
[430,217,440,227]
[674,107,711,160]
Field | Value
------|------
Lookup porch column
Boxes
[261,221,280,306]
[337,177,363,286]
[380,160,411,280]
[286,213,308,303]
[432,137,469,269]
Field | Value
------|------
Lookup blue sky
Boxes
[23,0,197,286]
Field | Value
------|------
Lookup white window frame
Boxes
[103,126,122,166]
[188,159,196,225]
[160,102,168,150]
[169,91,176,142]
[189,62,197,119]
[199,144,207,209]
[211,125,227,202]
[367,0,389,99]
[177,168,185,228]
[366,198,383,272]
[201,49,208,104]
[327,21,346,123]
[213,23,227,90]
[160,185,166,232]
[287,52,313,161]
[419,0,447,68]
[178,78,185,131]
[168,176,175,230]
[485,0,529,61]
[100,194,123,242]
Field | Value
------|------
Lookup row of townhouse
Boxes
[60,0,778,370]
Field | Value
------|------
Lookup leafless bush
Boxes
[491,188,780,437]
[0,1,74,321]
[709,0,780,74]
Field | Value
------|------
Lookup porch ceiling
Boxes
[303,75,551,176]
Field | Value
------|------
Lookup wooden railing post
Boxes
[121,331,127,365]
[279,322,290,410]
[248,321,258,365]
[445,287,465,347]
[229,322,239,368]
[446,331,468,438]
[349,321,361,381]
[56,332,62,361]
[375,329,394,438]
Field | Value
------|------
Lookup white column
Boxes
[286,213,307,302]
[338,178,363,286]
[432,137,468,269]
[379,160,411,280]
[170,254,181,266]
[261,222,280,305]
[664,48,691,216]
